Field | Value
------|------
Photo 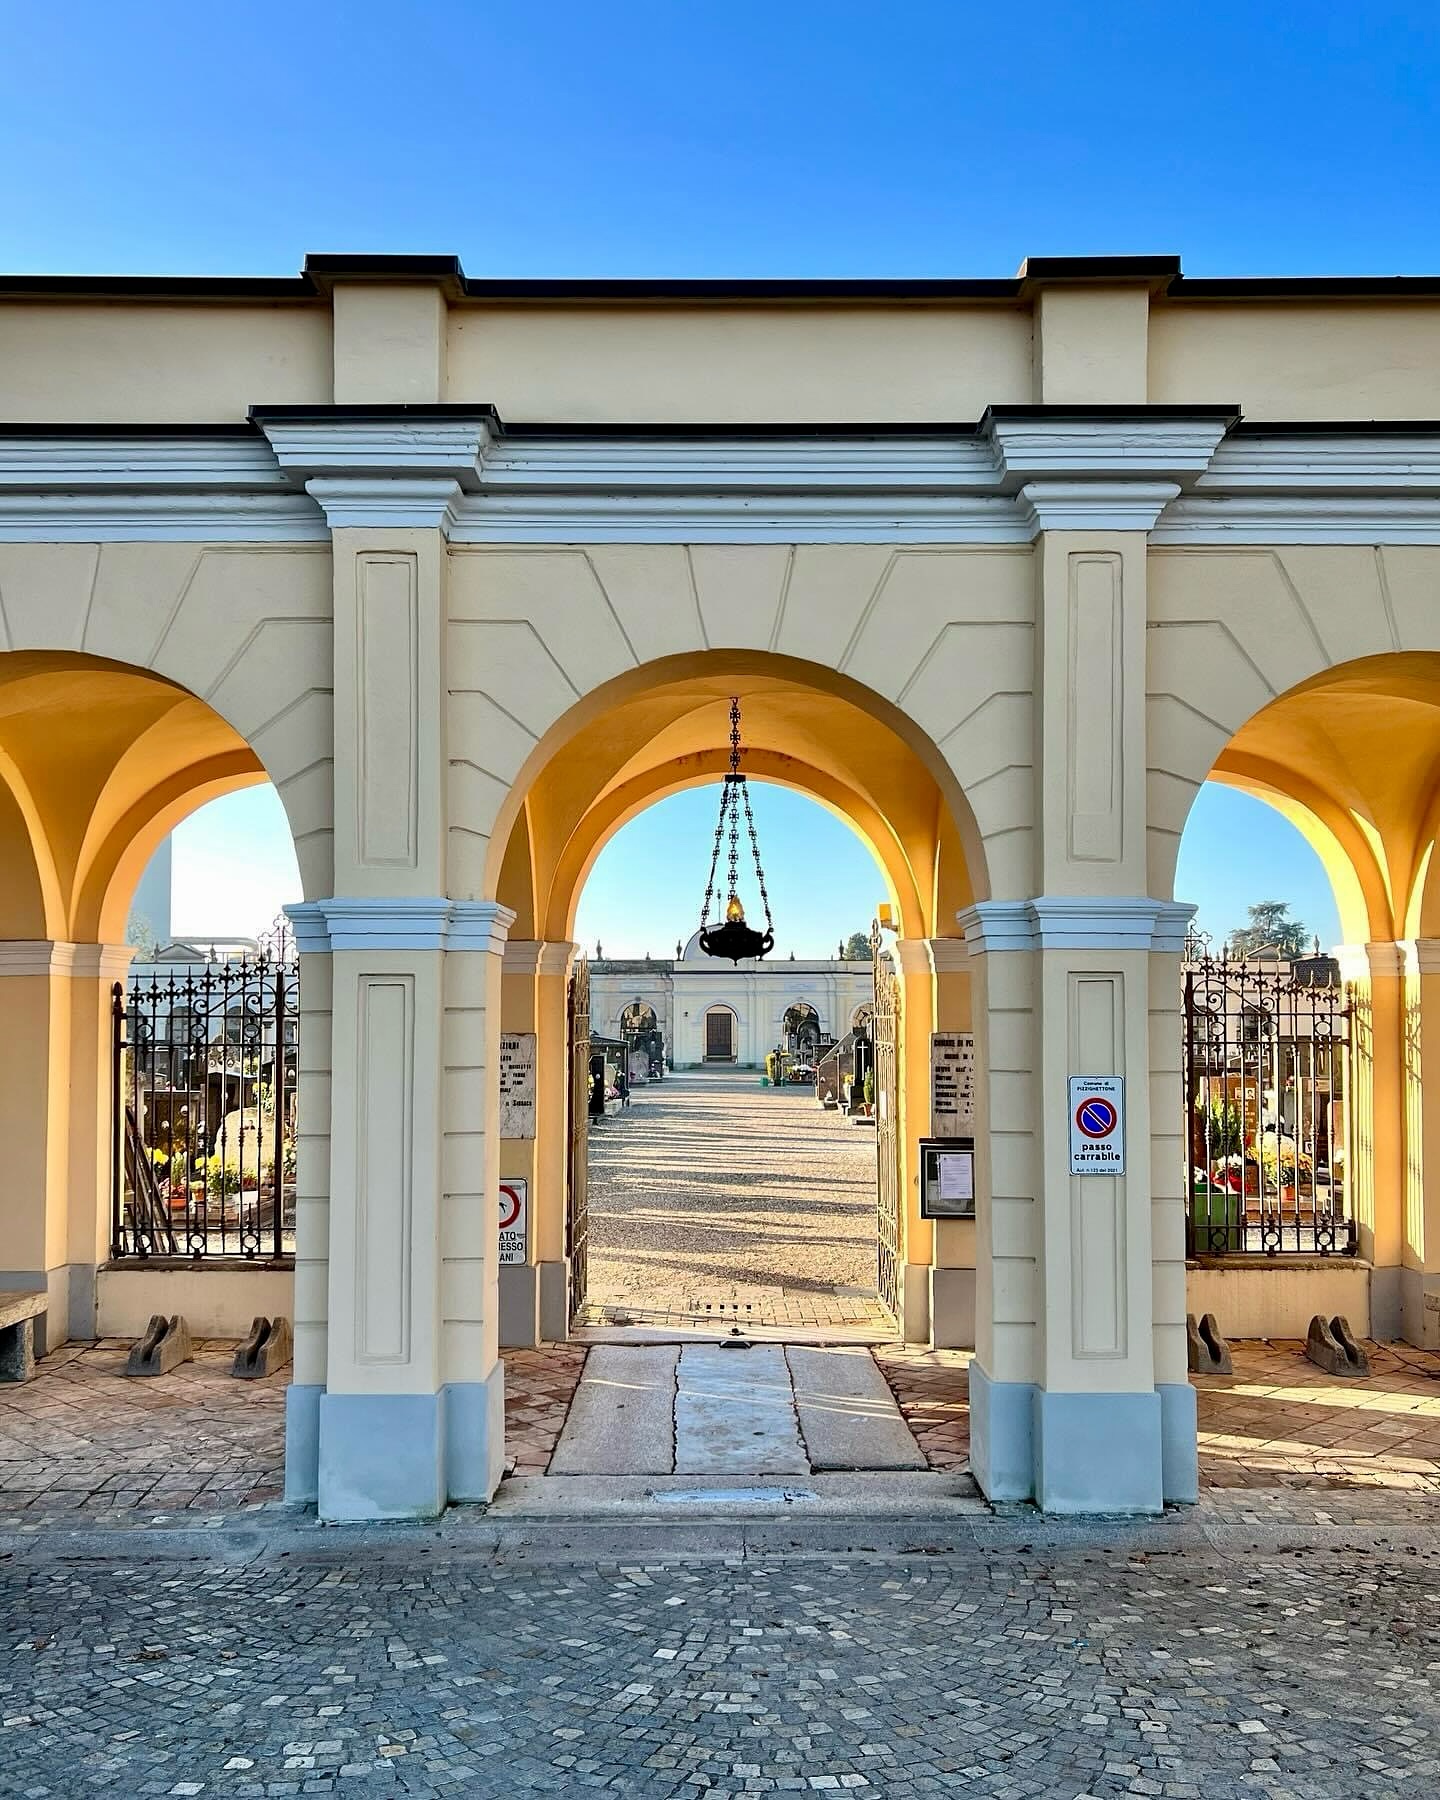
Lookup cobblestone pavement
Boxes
[584,1072,890,1331]
[876,1340,1440,1492]
[5,1536,1439,1798]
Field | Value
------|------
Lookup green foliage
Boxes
[1226,901,1311,960]
[863,1069,875,1107]
[765,1051,779,1085]
[204,1155,241,1200]
[843,931,872,961]
[1196,1097,1244,1159]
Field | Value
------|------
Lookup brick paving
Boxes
[1192,1338,1440,1492]
[871,1346,971,1472]
[0,1340,287,1519]
[875,1339,1440,1493]
[585,1072,890,1332]
[4,1540,1440,1796]
[502,1345,588,1475]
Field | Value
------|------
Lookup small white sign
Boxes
[1068,1076,1125,1175]
[938,1151,974,1205]
[498,1178,528,1266]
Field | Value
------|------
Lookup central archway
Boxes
[485,651,986,1349]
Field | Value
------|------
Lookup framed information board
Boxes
[919,1136,976,1219]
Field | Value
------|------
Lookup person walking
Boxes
[616,1066,631,1108]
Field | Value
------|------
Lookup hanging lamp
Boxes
[697,696,775,962]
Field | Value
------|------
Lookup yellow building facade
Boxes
[3,252,1440,1520]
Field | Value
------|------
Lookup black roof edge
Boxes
[1168,274,1440,299]
[980,402,1242,427]
[0,420,264,437]
[0,274,317,299]
[1228,418,1440,434]
[6,256,1440,302]
[247,402,502,423]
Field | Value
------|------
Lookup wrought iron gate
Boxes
[1182,937,1355,1256]
[567,956,591,1323]
[873,934,903,1318]
[112,923,298,1261]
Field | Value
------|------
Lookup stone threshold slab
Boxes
[786,1344,928,1471]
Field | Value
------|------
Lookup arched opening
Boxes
[1171,652,1440,1348]
[0,650,314,1352]
[488,651,982,1346]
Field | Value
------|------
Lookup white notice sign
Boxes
[1068,1076,1125,1175]
[938,1151,974,1205]
[931,1033,976,1135]
[499,1033,538,1139]
[498,1178,528,1265]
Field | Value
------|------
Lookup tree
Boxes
[842,930,872,960]
[1226,901,1311,960]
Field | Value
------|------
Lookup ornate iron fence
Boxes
[111,921,298,1261]
[1182,934,1356,1256]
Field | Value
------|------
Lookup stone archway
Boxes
[484,651,982,1356]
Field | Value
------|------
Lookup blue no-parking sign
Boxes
[1068,1076,1125,1175]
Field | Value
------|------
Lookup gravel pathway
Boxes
[586,1072,881,1320]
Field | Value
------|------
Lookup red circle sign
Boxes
[498,1184,522,1229]
[1075,1097,1118,1139]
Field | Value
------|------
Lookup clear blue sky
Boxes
[4,3,1438,278]
[15,2,1412,946]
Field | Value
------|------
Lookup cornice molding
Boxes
[1019,480,1180,536]
[0,940,135,979]
[305,476,463,532]
[253,412,494,481]
[6,418,1440,547]
[959,897,1196,954]
[1153,494,1440,545]
[284,898,515,954]
[503,938,581,976]
[983,412,1233,488]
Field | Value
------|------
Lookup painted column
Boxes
[1336,941,1407,1339]
[1407,941,1440,1349]
[927,936,976,1348]
[891,937,936,1345]
[0,942,133,1350]
[496,938,576,1346]
[963,418,1230,1510]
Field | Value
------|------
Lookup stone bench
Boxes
[0,1290,47,1383]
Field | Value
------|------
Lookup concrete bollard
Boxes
[1186,1311,1233,1375]
[126,1314,192,1376]
[232,1315,293,1378]
[1305,1313,1371,1377]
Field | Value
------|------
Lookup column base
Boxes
[1157,1381,1199,1504]
[284,1382,322,1503]
[445,1367,505,1502]
[1033,1389,1163,1514]
[970,1364,1179,1513]
[499,1264,540,1348]
[967,1362,1034,1501]
[929,1268,975,1348]
[900,1265,930,1344]
[0,1264,95,1355]
[1399,1268,1440,1351]
[538,1259,570,1342]
[319,1392,445,1522]
[312,1368,506,1520]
